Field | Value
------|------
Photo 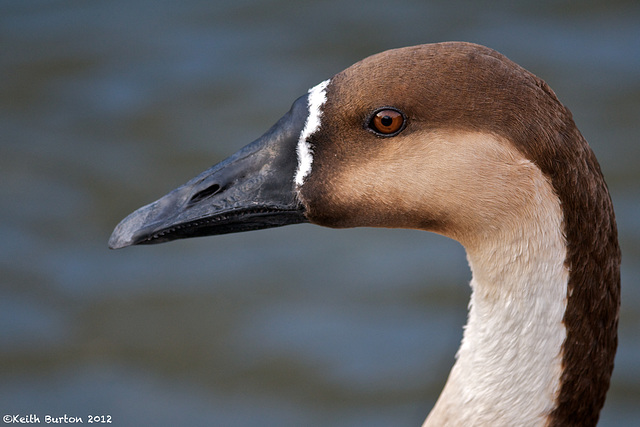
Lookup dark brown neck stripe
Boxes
[474,47,621,426]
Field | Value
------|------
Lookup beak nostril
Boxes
[190,183,222,204]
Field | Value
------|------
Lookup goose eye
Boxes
[369,108,405,135]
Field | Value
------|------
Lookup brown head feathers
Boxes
[297,42,620,425]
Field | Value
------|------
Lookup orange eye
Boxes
[369,108,405,135]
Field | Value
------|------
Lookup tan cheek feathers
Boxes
[304,131,548,245]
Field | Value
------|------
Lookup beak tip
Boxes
[108,207,152,249]
[108,226,134,250]
[109,193,178,249]
[108,237,128,250]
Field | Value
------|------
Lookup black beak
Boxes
[108,94,310,249]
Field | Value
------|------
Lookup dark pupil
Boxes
[380,115,393,127]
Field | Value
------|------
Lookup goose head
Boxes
[109,43,558,247]
[109,42,620,426]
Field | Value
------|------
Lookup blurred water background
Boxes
[1,1,639,425]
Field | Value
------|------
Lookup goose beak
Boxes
[108,94,310,249]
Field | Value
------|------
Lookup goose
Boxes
[109,42,620,426]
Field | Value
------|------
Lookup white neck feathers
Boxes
[424,160,568,426]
